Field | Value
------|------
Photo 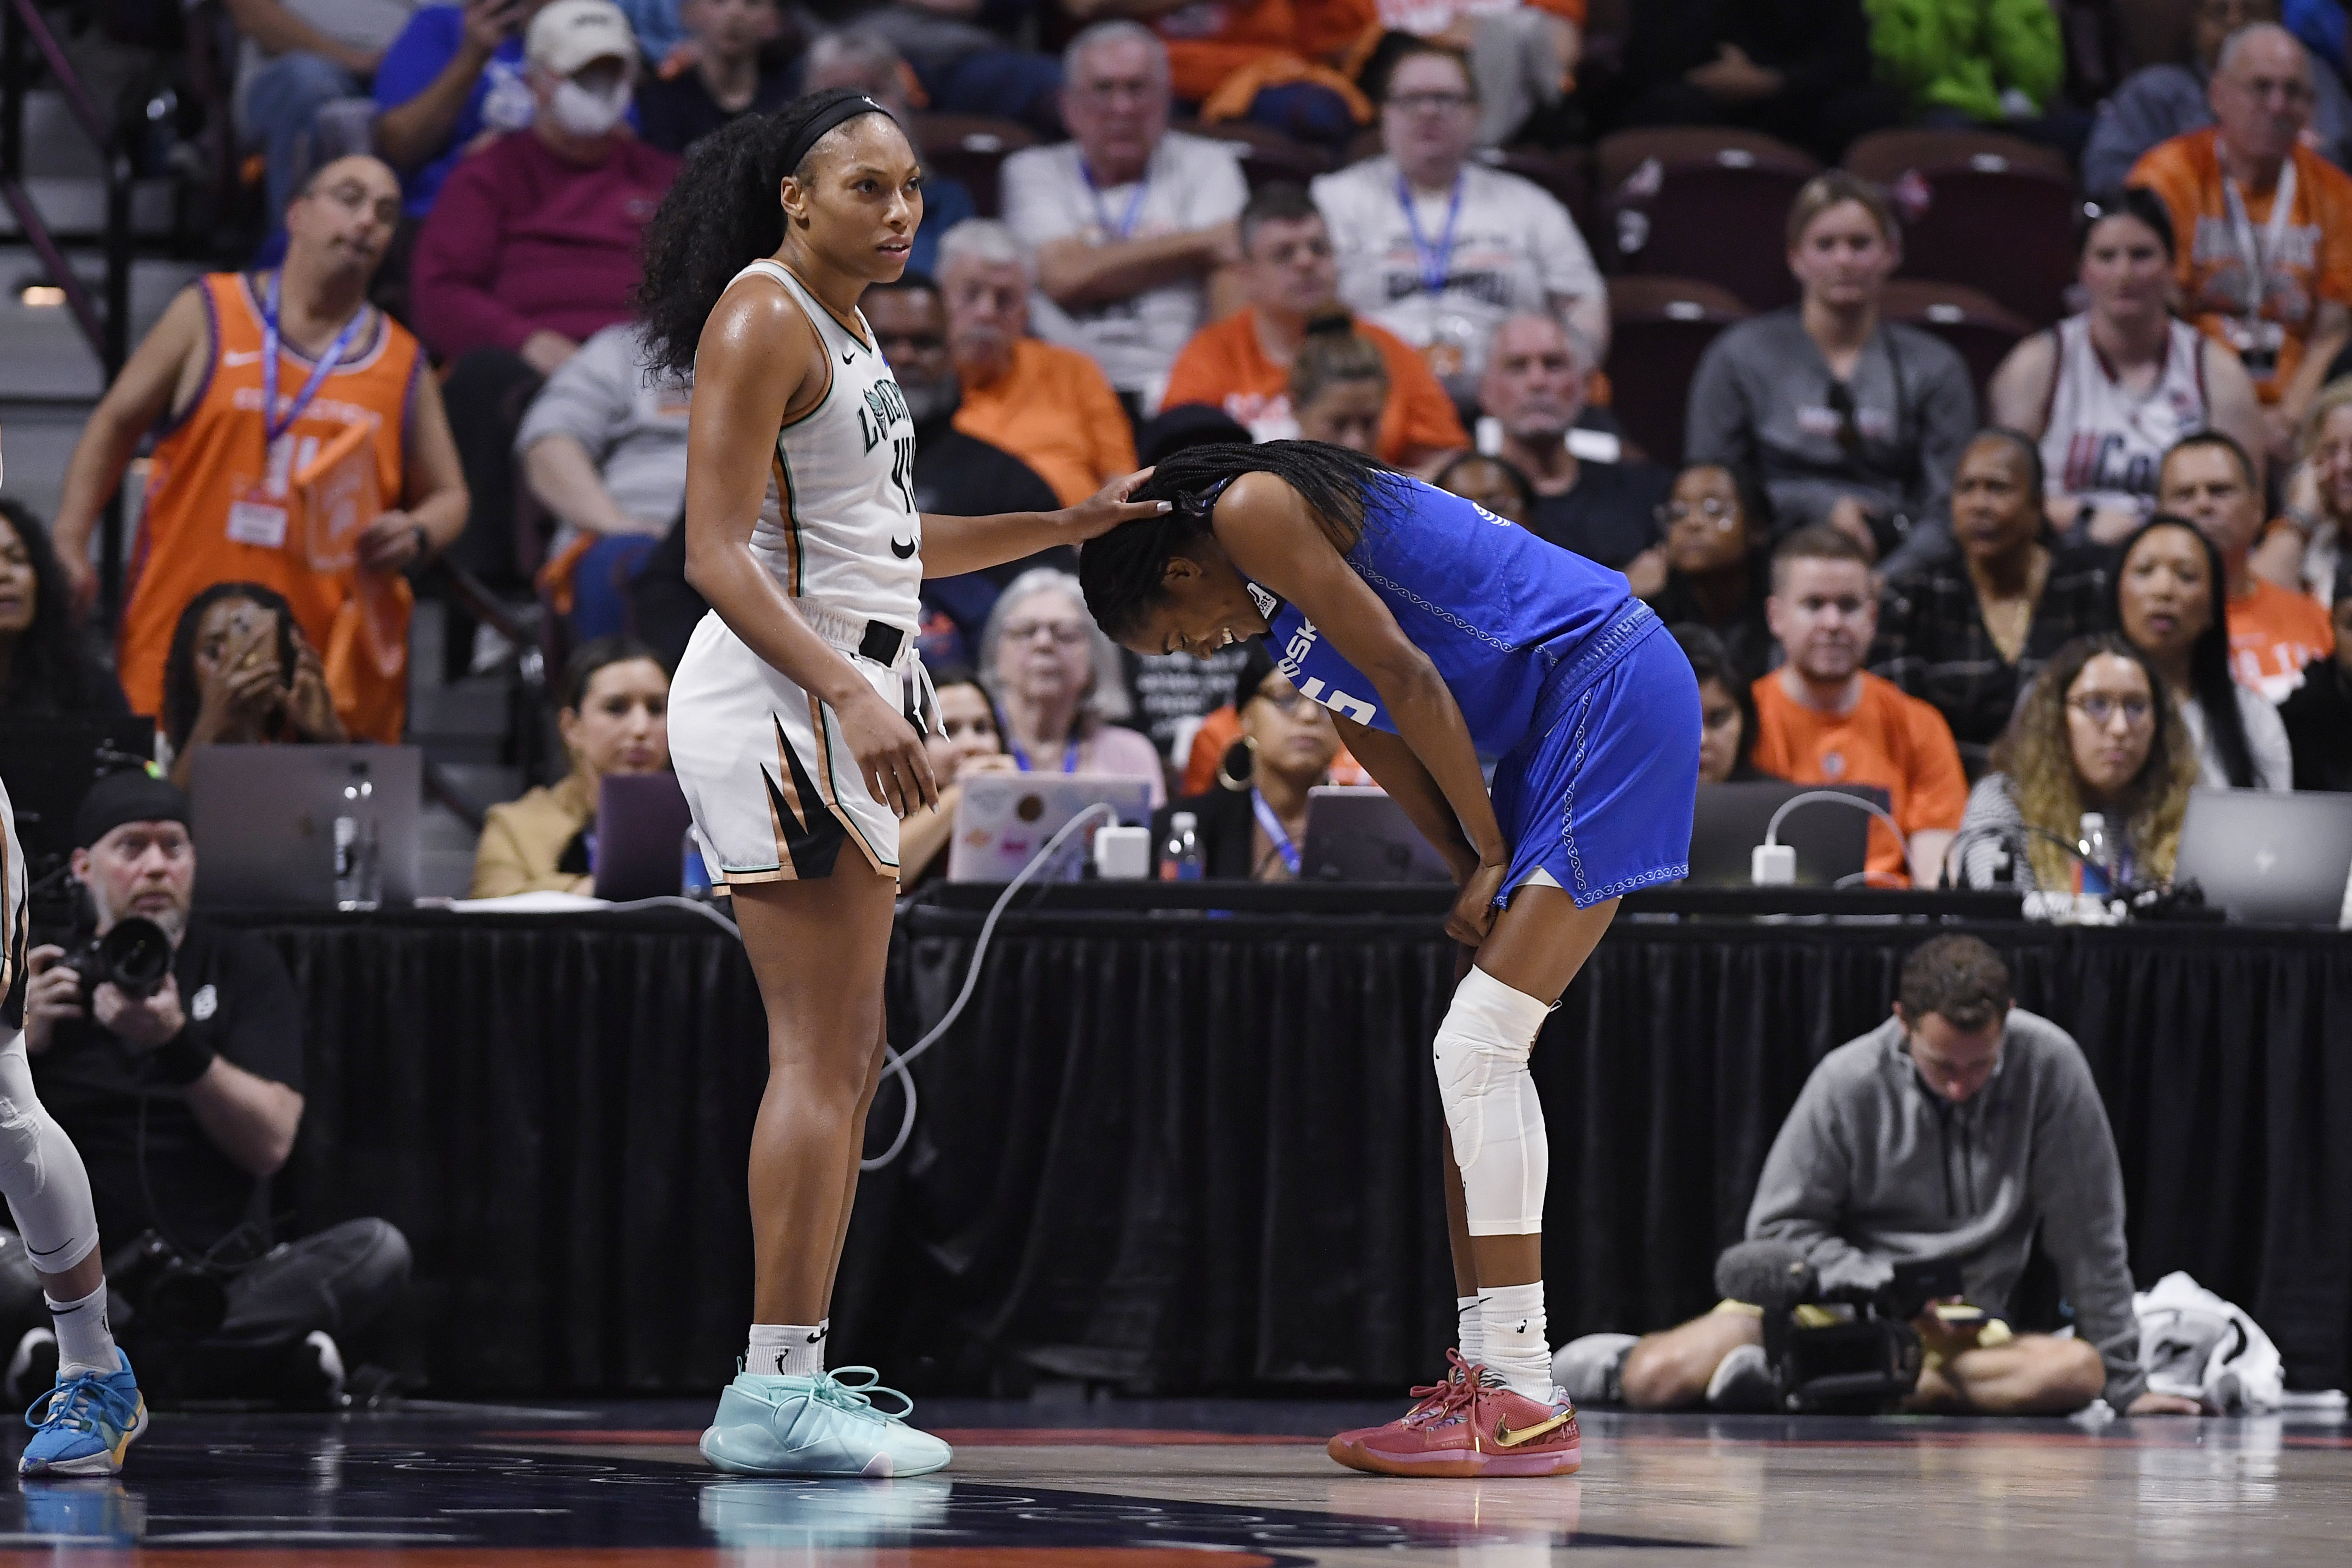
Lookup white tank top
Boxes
[728,259,922,635]
[2,779,25,1017]
[2039,314,2210,516]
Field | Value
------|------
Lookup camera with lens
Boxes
[59,915,174,1003]
[1715,1242,1970,1414]
[104,1230,228,1342]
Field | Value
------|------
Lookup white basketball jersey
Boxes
[2,778,25,1019]
[2041,315,2210,516]
[733,260,923,635]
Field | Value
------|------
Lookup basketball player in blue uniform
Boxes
[1079,440,1701,1477]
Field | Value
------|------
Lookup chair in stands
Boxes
[1474,145,1593,249]
[1603,276,1751,468]
[1182,121,1335,189]
[1845,128,2079,329]
[1878,278,2032,397]
[909,114,1041,219]
[1595,128,1820,313]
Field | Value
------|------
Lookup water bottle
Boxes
[1162,811,1203,881]
[682,826,714,900]
[2077,811,2112,899]
[333,761,381,911]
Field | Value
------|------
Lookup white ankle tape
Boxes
[1430,967,1551,1237]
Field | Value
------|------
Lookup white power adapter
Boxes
[1751,842,1797,886]
[1092,825,1152,880]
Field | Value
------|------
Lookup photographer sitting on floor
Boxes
[1557,935,2200,1419]
[6,771,409,1409]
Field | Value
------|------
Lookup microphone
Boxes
[1714,1240,1818,1311]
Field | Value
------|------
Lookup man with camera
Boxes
[1558,936,2202,1418]
[9,770,409,1409]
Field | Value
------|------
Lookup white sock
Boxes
[45,1283,116,1378]
[1456,1294,1485,1365]
[1478,1281,1552,1400]
[746,1322,825,1379]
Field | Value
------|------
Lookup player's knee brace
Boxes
[0,1037,99,1275]
[1429,967,1551,1236]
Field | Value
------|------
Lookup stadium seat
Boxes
[910,114,1041,219]
[1844,128,2079,328]
[1879,277,2033,396]
[1604,276,1751,468]
[1476,145,1593,247]
[1182,120,1335,189]
[1596,128,1821,312]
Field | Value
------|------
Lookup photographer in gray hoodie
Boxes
[1559,936,2202,1418]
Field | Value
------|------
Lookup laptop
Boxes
[1685,781,1887,888]
[187,745,421,910]
[1299,786,1454,882]
[947,774,1156,882]
[593,772,695,901]
[2173,788,2352,925]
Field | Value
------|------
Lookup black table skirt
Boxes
[239,905,2352,1396]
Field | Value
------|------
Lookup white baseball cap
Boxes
[527,0,638,77]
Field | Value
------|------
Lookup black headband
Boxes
[781,96,891,175]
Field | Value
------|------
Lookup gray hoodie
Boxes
[1745,1008,2145,1406]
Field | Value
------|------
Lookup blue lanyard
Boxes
[1081,159,1150,243]
[260,271,365,446]
[1250,789,1301,876]
[1011,737,1080,774]
[1396,172,1464,297]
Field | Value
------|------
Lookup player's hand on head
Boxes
[839,686,939,819]
[1061,467,1171,544]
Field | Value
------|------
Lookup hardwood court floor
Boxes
[0,1396,2342,1562]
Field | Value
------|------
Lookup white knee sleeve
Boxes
[0,1031,100,1276]
[1430,967,1551,1237]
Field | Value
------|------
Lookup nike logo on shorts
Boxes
[890,537,917,559]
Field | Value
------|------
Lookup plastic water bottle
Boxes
[333,761,381,911]
[681,827,714,899]
[1163,811,1203,881]
[2077,811,2112,899]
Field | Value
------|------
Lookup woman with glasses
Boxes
[1988,188,2264,547]
[1873,429,2117,770]
[978,567,1167,803]
[1150,642,1343,879]
[1685,172,1976,575]
[1952,634,2198,890]
[2111,514,2293,789]
[1642,461,1776,685]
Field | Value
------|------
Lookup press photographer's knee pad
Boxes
[1430,967,1551,1236]
[0,1035,99,1275]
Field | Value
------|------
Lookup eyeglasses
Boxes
[1252,684,1315,715]
[1656,497,1740,532]
[2068,694,2154,727]
[876,332,945,354]
[1386,91,1474,115]
[1004,621,1088,647]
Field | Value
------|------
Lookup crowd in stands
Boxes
[6,0,2352,910]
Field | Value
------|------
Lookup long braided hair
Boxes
[1079,440,1403,641]
[633,88,895,381]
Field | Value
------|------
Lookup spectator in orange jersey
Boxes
[1160,182,1466,467]
[50,155,468,744]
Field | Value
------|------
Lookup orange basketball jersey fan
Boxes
[117,272,424,742]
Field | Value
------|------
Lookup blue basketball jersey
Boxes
[1249,475,1661,756]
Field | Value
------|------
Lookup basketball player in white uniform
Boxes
[1,778,145,1476]
[1991,188,2264,546]
[633,89,1163,1477]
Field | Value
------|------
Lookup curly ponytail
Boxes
[633,88,891,380]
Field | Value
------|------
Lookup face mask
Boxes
[551,77,630,138]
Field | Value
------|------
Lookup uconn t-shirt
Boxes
[1248,475,1658,757]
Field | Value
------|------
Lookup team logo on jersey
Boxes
[1246,582,1278,619]
[856,377,912,454]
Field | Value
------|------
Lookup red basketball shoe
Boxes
[1328,1351,1582,1478]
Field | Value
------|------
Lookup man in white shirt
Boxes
[998,20,1250,414]
[1311,42,1605,396]
[228,0,421,222]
